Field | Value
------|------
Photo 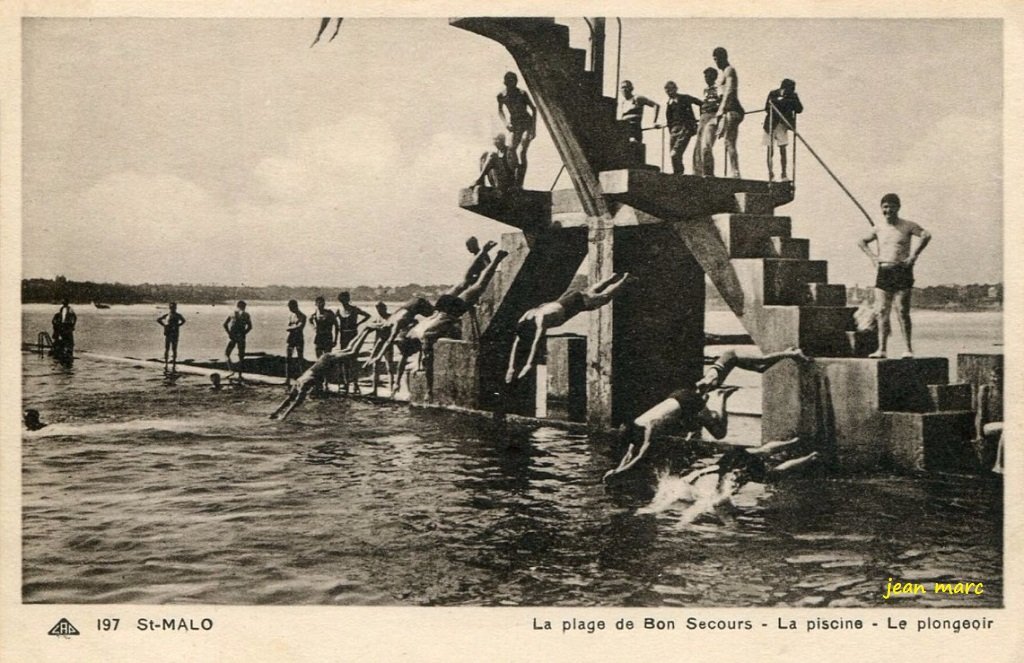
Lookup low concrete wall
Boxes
[432,339,480,410]
[762,357,954,470]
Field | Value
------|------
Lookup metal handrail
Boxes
[768,100,875,227]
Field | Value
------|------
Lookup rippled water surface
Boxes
[22,306,1004,606]
[22,351,1002,607]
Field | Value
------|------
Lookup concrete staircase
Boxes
[675,191,878,359]
[451,17,648,217]
[763,356,979,472]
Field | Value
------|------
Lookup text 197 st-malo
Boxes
[137,618,213,632]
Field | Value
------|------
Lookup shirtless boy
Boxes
[857,194,932,358]
[223,300,253,380]
[506,272,634,383]
[473,133,517,193]
[391,248,509,395]
[271,324,379,420]
[618,80,660,143]
[713,47,744,179]
[285,299,307,386]
[497,71,537,186]
[156,301,186,373]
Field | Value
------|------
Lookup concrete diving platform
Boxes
[600,169,794,220]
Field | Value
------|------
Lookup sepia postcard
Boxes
[1,1,1021,661]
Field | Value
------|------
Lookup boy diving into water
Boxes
[604,346,809,481]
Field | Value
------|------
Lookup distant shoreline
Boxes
[23,277,1003,312]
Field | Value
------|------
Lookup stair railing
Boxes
[768,99,875,227]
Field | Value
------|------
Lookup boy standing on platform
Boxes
[662,80,701,174]
[763,78,803,181]
[857,194,932,358]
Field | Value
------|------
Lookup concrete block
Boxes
[762,358,887,468]
[546,334,587,422]
[732,259,828,306]
[876,358,949,411]
[927,383,973,412]
[757,305,857,354]
[711,214,792,258]
[734,192,775,214]
[883,411,978,473]
[431,339,480,409]
[803,282,846,307]
[768,236,809,259]
[763,356,956,470]
[408,370,429,405]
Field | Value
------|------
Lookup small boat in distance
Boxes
[93,302,111,309]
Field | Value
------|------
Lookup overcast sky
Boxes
[22,17,1002,288]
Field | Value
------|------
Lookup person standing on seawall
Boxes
[156,301,186,373]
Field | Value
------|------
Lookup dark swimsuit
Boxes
[336,305,363,347]
[400,297,435,318]
[555,290,587,319]
[716,447,768,484]
[434,294,471,318]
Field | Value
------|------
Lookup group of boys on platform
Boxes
[472,47,805,189]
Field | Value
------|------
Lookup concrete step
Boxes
[802,282,846,306]
[712,214,793,258]
[758,305,857,354]
[927,382,973,412]
[565,46,587,72]
[883,410,978,473]
[734,192,777,215]
[769,236,809,260]
[732,258,829,306]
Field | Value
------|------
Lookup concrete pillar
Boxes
[586,219,615,427]
[610,224,706,425]
[587,17,605,87]
[546,334,587,422]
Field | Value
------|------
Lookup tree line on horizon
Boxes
[22,276,1003,311]
[21,276,454,306]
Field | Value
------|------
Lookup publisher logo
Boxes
[47,618,80,638]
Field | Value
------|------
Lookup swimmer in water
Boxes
[604,346,809,481]
[506,272,634,383]
[271,325,380,420]
[23,408,47,431]
[209,373,223,391]
[391,248,509,395]
[662,439,820,523]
